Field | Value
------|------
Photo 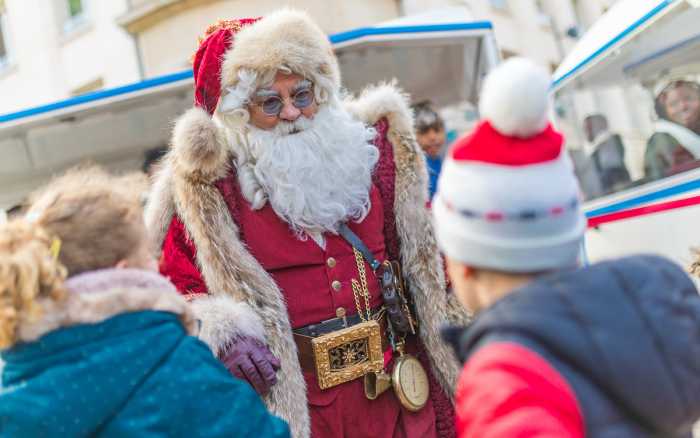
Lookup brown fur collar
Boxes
[146,83,467,437]
[16,269,197,344]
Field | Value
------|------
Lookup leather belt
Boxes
[294,309,381,337]
[293,310,389,373]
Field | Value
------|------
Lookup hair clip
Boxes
[49,237,62,260]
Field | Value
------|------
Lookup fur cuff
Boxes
[171,107,229,183]
[190,295,266,356]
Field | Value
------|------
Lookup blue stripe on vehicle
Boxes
[0,70,193,124]
[330,22,493,44]
[585,178,700,218]
[0,22,493,125]
[552,0,674,89]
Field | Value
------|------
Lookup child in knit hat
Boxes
[435,58,700,437]
[0,166,289,438]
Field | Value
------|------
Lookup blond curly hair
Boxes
[26,166,147,276]
[0,221,67,349]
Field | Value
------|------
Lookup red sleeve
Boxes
[456,342,585,438]
[159,215,209,296]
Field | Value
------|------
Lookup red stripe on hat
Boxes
[485,212,504,222]
[451,121,564,165]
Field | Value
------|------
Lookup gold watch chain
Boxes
[351,247,373,321]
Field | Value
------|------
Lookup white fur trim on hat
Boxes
[220,9,340,103]
[219,69,258,113]
[479,57,552,139]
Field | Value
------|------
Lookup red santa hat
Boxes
[192,18,260,115]
[433,57,585,273]
[191,10,340,118]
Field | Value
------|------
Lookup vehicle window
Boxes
[555,66,700,201]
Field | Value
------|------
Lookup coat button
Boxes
[327,257,337,268]
[331,280,342,291]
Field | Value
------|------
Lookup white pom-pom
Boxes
[479,57,552,138]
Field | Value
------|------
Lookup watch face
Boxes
[394,355,429,411]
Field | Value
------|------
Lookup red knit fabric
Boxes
[418,344,456,438]
[456,342,585,438]
[192,18,260,115]
[372,118,400,262]
[450,121,564,165]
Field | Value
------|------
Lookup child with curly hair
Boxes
[0,167,289,438]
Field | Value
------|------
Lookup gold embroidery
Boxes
[198,19,243,45]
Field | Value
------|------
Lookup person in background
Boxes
[413,101,447,199]
[583,113,630,194]
[645,79,700,180]
[0,166,289,438]
[434,58,700,437]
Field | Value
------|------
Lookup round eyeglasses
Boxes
[253,86,315,117]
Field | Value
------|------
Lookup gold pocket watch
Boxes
[364,343,429,412]
[392,348,429,412]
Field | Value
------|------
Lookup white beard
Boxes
[233,103,379,238]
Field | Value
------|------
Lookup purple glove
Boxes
[220,336,281,395]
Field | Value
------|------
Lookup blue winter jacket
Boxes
[446,255,700,437]
[0,269,289,438]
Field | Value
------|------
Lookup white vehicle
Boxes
[552,0,700,267]
[0,7,498,215]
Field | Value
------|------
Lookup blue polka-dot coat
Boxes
[0,268,290,438]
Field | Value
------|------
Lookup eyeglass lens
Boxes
[261,88,314,116]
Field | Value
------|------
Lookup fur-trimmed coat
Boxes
[146,84,469,438]
[0,269,289,438]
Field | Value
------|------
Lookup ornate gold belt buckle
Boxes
[312,320,384,390]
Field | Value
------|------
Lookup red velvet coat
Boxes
[159,119,452,437]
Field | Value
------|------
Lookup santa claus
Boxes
[146,10,467,438]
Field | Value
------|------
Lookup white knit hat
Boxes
[432,58,586,273]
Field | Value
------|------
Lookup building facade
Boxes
[0,0,141,114]
[118,0,589,79]
[118,0,401,78]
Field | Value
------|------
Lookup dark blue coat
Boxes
[447,255,700,437]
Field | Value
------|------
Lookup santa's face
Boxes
[248,72,319,131]
[233,87,379,238]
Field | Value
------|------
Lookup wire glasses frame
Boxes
[252,83,316,117]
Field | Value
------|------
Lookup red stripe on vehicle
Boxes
[587,195,700,228]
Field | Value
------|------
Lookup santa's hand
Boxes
[220,336,281,395]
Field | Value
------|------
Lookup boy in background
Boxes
[434,58,700,437]
[413,101,447,199]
